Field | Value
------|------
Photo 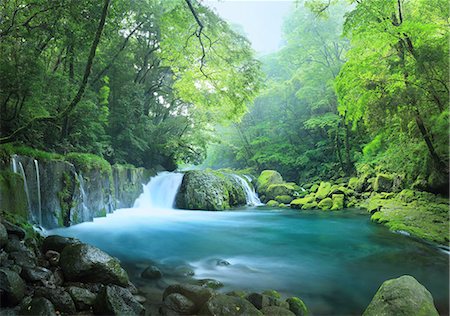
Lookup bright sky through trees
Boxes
[204,0,294,54]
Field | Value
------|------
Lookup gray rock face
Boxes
[35,287,76,314]
[363,275,439,316]
[164,293,196,314]
[0,223,8,248]
[93,285,144,316]
[20,297,57,316]
[66,286,96,310]
[60,243,129,287]
[199,294,263,316]
[175,171,246,211]
[163,283,214,311]
[0,268,26,306]
[261,306,296,316]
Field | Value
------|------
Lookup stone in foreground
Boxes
[363,275,439,316]
[60,243,129,286]
[199,294,263,316]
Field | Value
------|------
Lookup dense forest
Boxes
[1,0,448,191]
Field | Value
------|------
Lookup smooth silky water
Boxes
[49,173,449,315]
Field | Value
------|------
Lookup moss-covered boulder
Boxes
[267,200,280,207]
[301,201,317,210]
[265,183,299,202]
[200,294,263,316]
[290,196,315,209]
[315,182,332,200]
[309,183,319,193]
[275,195,294,204]
[363,275,439,316]
[60,243,129,287]
[286,297,308,316]
[318,198,333,210]
[331,194,345,211]
[256,170,283,196]
[373,173,394,192]
[175,171,246,211]
[0,171,28,220]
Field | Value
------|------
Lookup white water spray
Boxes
[11,154,18,173]
[76,172,90,219]
[232,174,263,206]
[34,159,42,225]
[18,161,32,216]
[133,172,184,209]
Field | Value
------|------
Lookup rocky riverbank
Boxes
[256,170,449,246]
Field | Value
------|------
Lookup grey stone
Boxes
[42,235,80,253]
[60,243,129,286]
[20,297,57,316]
[0,222,8,248]
[261,306,296,316]
[67,286,97,310]
[93,285,144,315]
[163,283,214,310]
[141,265,162,279]
[35,287,76,314]
[164,293,196,314]
[20,266,53,283]
[0,268,26,306]
[199,294,263,316]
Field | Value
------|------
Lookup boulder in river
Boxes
[141,265,162,279]
[60,243,129,286]
[200,294,263,316]
[363,275,439,316]
[163,283,214,312]
[164,293,196,314]
[42,235,81,253]
[285,297,308,316]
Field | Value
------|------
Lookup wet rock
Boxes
[141,265,162,279]
[20,297,57,316]
[52,268,64,286]
[35,287,76,314]
[164,293,196,314]
[163,284,214,311]
[5,236,29,253]
[216,259,231,266]
[60,243,129,286]
[246,292,284,310]
[363,275,439,316]
[286,297,308,316]
[93,285,144,315]
[199,294,263,316]
[261,306,296,316]
[67,286,96,310]
[1,221,25,240]
[45,250,60,266]
[42,235,80,253]
[9,250,37,268]
[0,222,8,248]
[0,268,26,306]
[196,278,224,289]
[134,295,146,304]
[262,290,281,299]
[173,265,195,277]
[20,266,53,283]
[226,290,248,298]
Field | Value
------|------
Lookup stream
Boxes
[49,172,449,315]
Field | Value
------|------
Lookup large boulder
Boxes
[199,294,263,316]
[265,183,299,201]
[373,174,394,192]
[0,223,8,248]
[256,170,284,196]
[363,275,439,316]
[331,194,344,211]
[66,286,96,310]
[164,293,196,314]
[163,283,214,311]
[20,297,57,316]
[60,243,129,286]
[285,297,308,316]
[315,182,332,200]
[318,198,333,211]
[290,196,315,209]
[93,285,144,315]
[35,287,76,314]
[42,235,81,253]
[246,292,287,310]
[175,171,246,211]
[0,268,26,306]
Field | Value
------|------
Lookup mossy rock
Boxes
[262,290,282,300]
[363,275,439,316]
[290,196,315,209]
[265,183,298,201]
[286,296,308,316]
[318,198,333,211]
[0,171,28,219]
[329,185,347,197]
[275,195,294,204]
[309,184,319,193]
[315,182,332,200]
[373,173,394,192]
[330,194,344,211]
[301,201,317,210]
[266,200,280,207]
[256,170,283,196]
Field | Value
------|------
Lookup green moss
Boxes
[0,170,28,219]
[256,170,283,195]
[331,194,345,211]
[262,290,281,299]
[301,201,317,210]
[275,195,294,204]
[373,173,394,192]
[286,297,308,316]
[65,152,112,176]
[309,183,319,193]
[266,183,298,200]
[0,144,62,161]
[266,200,279,207]
[315,182,332,200]
[290,196,315,209]
[57,171,76,227]
[318,198,333,210]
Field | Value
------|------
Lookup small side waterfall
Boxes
[11,154,18,173]
[232,174,263,206]
[34,159,42,225]
[76,172,90,219]
[17,161,32,216]
[134,172,184,209]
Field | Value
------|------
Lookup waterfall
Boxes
[17,161,33,216]
[76,172,90,219]
[34,159,42,225]
[232,174,263,206]
[133,172,184,209]
[11,154,18,173]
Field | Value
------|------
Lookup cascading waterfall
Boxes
[133,172,184,209]
[11,154,18,173]
[34,159,42,225]
[232,174,263,206]
[17,161,32,216]
[76,172,90,219]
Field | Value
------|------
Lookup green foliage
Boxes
[0,144,62,161]
[65,153,112,175]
